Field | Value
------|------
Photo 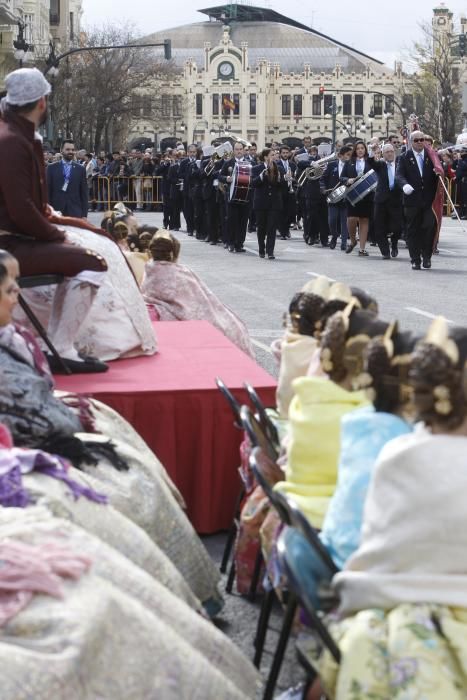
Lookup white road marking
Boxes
[306,271,336,281]
[251,338,274,355]
[243,246,259,256]
[405,307,455,324]
[436,247,459,255]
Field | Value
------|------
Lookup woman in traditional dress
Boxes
[312,318,467,699]
[17,206,157,362]
[141,231,254,357]
[0,251,222,613]
[0,506,259,700]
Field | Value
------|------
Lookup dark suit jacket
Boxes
[395,149,438,208]
[320,160,347,206]
[219,158,252,204]
[251,163,285,210]
[340,158,373,183]
[47,160,88,218]
[370,159,402,205]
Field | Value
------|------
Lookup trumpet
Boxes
[297,152,338,187]
[223,132,252,149]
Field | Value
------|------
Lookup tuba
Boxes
[297,152,338,186]
[204,142,232,175]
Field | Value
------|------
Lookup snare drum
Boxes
[327,184,347,205]
[345,169,378,206]
[229,163,252,203]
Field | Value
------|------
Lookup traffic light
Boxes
[163,39,172,60]
[459,34,466,57]
[319,85,325,100]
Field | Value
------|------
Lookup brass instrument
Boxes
[297,152,338,187]
[222,132,252,149]
[204,142,233,175]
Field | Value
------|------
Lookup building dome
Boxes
[144,4,387,75]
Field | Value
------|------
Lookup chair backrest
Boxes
[277,527,341,664]
[240,404,279,462]
[243,381,280,452]
[215,376,242,428]
[284,494,340,575]
[249,446,291,525]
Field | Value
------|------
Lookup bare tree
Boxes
[49,23,176,152]
[402,22,462,143]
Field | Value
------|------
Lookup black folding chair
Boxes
[18,275,71,375]
[243,381,280,454]
[215,377,247,586]
[240,404,279,463]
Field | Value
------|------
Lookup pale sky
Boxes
[81,1,467,69]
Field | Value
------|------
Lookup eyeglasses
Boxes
[412,138,424,143]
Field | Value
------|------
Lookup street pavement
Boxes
[90,211,467,377]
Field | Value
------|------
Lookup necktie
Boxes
[387,163,394,190]
[418,153,424,176]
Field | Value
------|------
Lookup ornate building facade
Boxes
[0,0,82,84]
[130,4,407,150]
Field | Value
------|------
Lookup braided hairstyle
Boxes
[364,329,419,413]
[320,308,388,384]
[100,211,130,243]
[409,328,467,430]
[149,232,181,262]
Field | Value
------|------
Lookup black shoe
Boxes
[370,242,377,247]
[228,245,235,253]
[187,232,194,237]
[259,253,265,258]
[340,245,347,251]
[345,243,356,254]
[433,248,439,255]
[236,247,246,253]
[422,258,431,269]
[223,243,228,249]
[268,255,275,260]
[209,241,217,245]
[280,235,287,240]
[391,245,399,258]
[411,261,421,270]
[382,254,390,260]
[46,354,109,374]
[286,233,291,239]
[329,238,337,250]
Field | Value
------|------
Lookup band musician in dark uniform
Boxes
[219,142,251,253]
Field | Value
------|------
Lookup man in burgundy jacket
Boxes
[0,68,107,372]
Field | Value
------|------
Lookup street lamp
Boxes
[13,20,31,67]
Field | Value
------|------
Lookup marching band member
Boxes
[277,145,297,240]
[320,145,353,250]
[178,144,198,236]
[199,146,221,245]
[219,142,251,254]
[167,148,185,231]
[251,148,286,259]
[296,152,329,247]
[341,140,374,256]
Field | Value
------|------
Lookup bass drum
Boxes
[229,163,252,203]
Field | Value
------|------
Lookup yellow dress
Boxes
[274,377,367,528]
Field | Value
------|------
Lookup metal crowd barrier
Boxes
[90,176,163,210]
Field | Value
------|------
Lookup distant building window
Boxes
[24,14,34,44]
[293,94,302,116]
[354,94,364,116]
[374,94,383,116]
[323,94,333,115]
[212,94,219,116]
[415,95,425,115]
[402,94,414,113]
[161,94,170,117]
[173,96,182,116]
[312,95,321,116]
[249,93,256,116]
[50,0,60,25]
[343,94,352,116]
[196,94,203,116]
[233,93,240,116]
[70,12,74,41]
[384,94,394,114]
[282,95,291,116]
[453,68,459,83]
[142,97,152,117]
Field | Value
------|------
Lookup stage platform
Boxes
[55,320,276,533]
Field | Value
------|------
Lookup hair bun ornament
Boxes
[301,275,331,300]
[328,282,355,305]
[425,317,459,365]
[433,384,453,416]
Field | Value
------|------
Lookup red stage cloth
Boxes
[55,321,276,533]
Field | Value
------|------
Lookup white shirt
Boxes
[356,157,365,176]
[338,161,344,177]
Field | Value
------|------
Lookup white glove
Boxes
[403,184,414,195]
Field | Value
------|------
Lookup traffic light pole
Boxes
[44,39,172,76]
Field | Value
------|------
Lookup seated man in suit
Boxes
[371,143,403,259]
[47,139,88,218]
[0,68,107,373]
[396,130,443,270]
